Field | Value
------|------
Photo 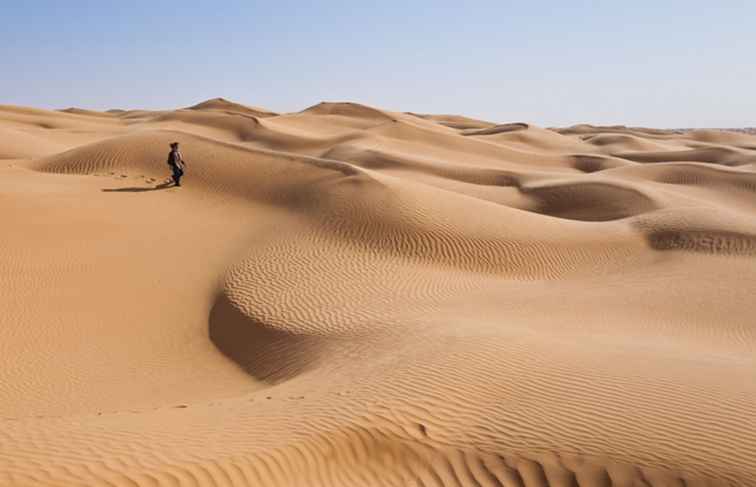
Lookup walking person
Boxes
[166,142,186,187]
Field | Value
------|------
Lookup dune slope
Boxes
[1,101,755,487]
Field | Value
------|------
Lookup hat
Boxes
[170,142,179,147]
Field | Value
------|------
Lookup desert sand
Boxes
[1,98,755,486]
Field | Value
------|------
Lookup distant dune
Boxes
[1,99,755,486]
[187,96,279,118]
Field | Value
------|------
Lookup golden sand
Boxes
[1,99,755,486]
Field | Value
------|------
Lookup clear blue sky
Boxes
[2,1,754,127]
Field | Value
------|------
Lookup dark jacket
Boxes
[167,149,185,173]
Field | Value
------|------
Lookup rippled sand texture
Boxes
[1,99,755,486]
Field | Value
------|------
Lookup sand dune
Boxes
[1,100,755,486]
[409,113,496,130]
[188,97,279,118]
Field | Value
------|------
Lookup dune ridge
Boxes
[1,99,755,486]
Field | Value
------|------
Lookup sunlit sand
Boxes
[1,99,755,486]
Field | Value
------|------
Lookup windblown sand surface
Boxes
[1,99,755,486]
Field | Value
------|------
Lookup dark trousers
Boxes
[172,169,184,186]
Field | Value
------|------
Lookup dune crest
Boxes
[188,97,279,117]
[1,99,756,486]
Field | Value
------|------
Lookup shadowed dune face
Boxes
[209,294,329,384]
[1,100,756,486]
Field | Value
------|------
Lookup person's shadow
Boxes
[102,181,174,193]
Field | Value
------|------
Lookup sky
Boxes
[2,1,754,127]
